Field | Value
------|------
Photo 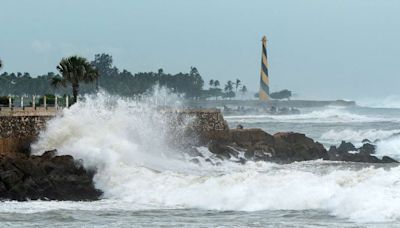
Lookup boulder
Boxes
[0,150,102,201]
[362,139,371,144]
[230,128,274,148]
[328,142,397,163]
[208,141,239,159]
[337,141,357,153]
[331,152,381,163]
[358,143,376,155]
[381,156,399,163]
[272,132,328,163]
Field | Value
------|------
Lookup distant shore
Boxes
[185,99,356,109]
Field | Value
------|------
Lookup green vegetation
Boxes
[0,53,249,100]
[235,79,241,93]
[204,79,223,100]
[38,94,56,106]
[270,89,292,100]
[52,56,99,103]
[0,96,9,106]
[224,80,235,99]
[240,85,248,96]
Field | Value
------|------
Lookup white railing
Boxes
[0,95,71,111]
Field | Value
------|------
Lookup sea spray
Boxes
[320,129,400,146]
[224,107,393,123]
[31,92,400,223]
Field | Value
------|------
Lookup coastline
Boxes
[185,99,356,109]
[1,106,398,201]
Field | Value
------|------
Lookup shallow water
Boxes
[2,207,392,227]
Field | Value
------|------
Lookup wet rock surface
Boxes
[204,128,398,164]
[0,150,102,201]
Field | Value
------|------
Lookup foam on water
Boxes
[358,95,400,109]
[224,107,393,124]
[26,92,400,223]
[320,129,400,145]
[376,135,400,160]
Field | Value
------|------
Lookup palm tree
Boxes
[240,85,248,98]
[209,79,214,88]
[224,80,235,99]
[213,80,220,88]
[224,80,234,92]
[235,79,241,93]
[52,56,99,103]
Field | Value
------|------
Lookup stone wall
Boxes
[0,115,53,154]
[171,109,230,144]
[0,108,228,154]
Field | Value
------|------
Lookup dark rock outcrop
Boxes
[327,141,396,163]
[0,150,102,201]
[272,132,328,163]
[362,139,371,144]
[358,143,376,155]
[206,129,328,163]
[204,128,398,164]
[337,141,357,153]
[381,156,398,163]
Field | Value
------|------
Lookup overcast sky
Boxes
[1,0,399,100]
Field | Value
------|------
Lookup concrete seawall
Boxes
[0,107,228,154]
[0,108,57,154]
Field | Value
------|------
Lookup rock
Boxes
[244,148,255,159]
[327,141,398,163]
[0,151,102,201]
[236,124,244,129]
[358,143,376,155]
[186,147,203,157]
[381,156,399,163]
[272,132,328,163]
[208,141,232,159]
[362,139,371,144]
[328,146,338,153]
[230,128,274,148]
[41,149,57,158]
[189,158,200,164]
[335,152,381,163]
[205,158,214,165]
[337,141,357,153]
[184,111,399,164]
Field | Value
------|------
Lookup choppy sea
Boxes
[2,93,400,227]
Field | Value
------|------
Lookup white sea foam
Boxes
[320,129,400,145]
[376,134,400,160]
[225,107,391,124]
[358,95,400,109]
[28,92,400,223]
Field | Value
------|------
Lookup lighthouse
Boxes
[259,35,270,100]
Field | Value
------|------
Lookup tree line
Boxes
[0,54,250,100]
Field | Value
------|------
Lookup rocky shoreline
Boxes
[1,110,398,201]
[201,128,398,164]
[0,150,102,201]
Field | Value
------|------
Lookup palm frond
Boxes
[51,77,67,88]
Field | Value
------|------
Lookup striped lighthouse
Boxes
[259,35,270,100]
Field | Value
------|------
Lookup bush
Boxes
[38,94,56,105]
[0,96,11,107]
[270,89,292,100]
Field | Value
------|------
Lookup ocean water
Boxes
[3,93,400,227]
